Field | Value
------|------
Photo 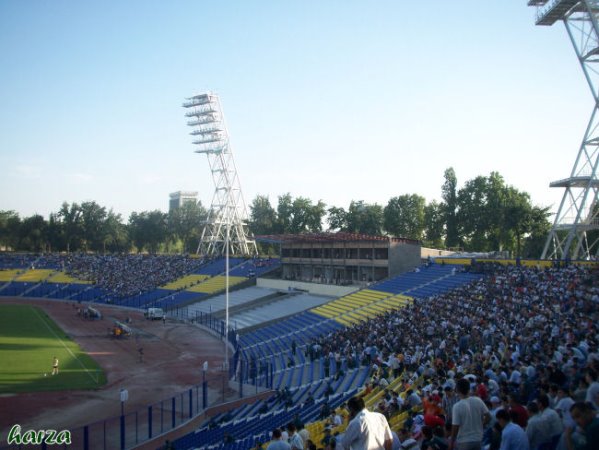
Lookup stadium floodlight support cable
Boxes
[182,92,258,258]
[529,0,599,260]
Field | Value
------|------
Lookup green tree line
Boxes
[0,201,207,254]
[249,168,551,258]
[0,168,551,257]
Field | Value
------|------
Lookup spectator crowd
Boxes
[295,263,598,450]
[64,254,205,298]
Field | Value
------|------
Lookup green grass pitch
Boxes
[0,304,106,393]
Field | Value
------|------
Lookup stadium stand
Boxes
[186,287,278,315]
[2,251,598,450]
[230,292,334,330]
[171,262,598,450]
[186,275,247,294]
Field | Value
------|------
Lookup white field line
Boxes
[33,307,98,384]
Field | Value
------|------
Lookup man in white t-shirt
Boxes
[286,423,303,450]
[449,378,491,450]
[341,396,393,450]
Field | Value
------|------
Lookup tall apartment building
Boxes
[169,191,199,212]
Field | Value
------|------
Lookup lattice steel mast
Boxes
[183,93,257,257]
[530,0,599,260]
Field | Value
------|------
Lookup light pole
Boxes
[202,361,208,409]
[120,388,128,416]
[119,388,128,450]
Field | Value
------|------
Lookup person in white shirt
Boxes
[584,369,599,409]
[286,423,303,450]
[449,378,491,450]
[538,394,564,442]
[329,411,343,427]
[525,401,551,450]
[340,396,393,450]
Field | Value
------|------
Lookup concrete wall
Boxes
[256,278,358,297]
[388,242,421,277]
[434,257,599,268]
[421,247,457,259]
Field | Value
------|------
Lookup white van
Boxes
[144,307,164,320]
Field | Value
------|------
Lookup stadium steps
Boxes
[311,289,413,327]
[230,293,333,332]
[239,317,341,368]
[20,281,46,297]
[210,291,288,319]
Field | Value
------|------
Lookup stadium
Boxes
[2,1,599,450]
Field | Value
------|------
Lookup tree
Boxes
[0,210,21,250]
[383,194,426,240]
[102,210,129,253]
[502,187,533,257]
[57,202,83,252]
[168,201,206,253]
[442,167,459,248]
[423,200,445,248]
[249,195,278,235]
[19,215,47,252]
[46,213,64,252]
[276,193,293,233]
[292,197,325,233]
[456,175,492,251]
[522,205,551,258]
[346,201,384,235]
[327,206,348,231]
[128,210,168,253]
[80,201,108,252]
[455,172,543,255]
[275,194,326,233]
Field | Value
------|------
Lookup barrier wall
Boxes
[433,257,598,268]
[256,278,358,297]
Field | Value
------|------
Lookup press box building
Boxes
[260,232,421,285]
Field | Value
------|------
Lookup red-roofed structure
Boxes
[256,232,421,285]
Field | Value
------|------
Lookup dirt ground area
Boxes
[0,298,235,446]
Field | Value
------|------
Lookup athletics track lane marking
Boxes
[32,307,99,384]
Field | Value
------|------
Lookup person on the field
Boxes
[52,356,59,375]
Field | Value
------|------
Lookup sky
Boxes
[0,1,591,222]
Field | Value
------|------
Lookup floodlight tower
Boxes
[183,93,258,257]
[529,0,599,260]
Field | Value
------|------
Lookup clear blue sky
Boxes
[0,1,589,221]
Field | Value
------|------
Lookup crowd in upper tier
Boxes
[64,253,206,298]
[0,252,206,298]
